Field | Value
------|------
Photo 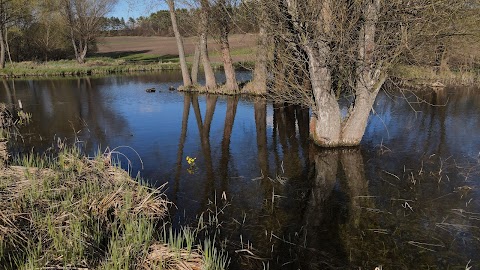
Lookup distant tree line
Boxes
[100,3,257,37]
[0,0,258,64]
[0,0,117,64]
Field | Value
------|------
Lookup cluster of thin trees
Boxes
[1,0,479,147]
[168,0,479,147]
[0,0,117,65]
[102,5,255,37]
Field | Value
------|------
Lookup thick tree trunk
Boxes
[244,25,268,94]
[191,40,201,84]
[341,0,385,145]
[200,0,216,90]
[305,44,342,147]
[168,0,192,87]
[220,30,238,93]
[306,0,385,147]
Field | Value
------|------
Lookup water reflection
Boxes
[1,74,480,269]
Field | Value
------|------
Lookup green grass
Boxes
[0,58,182,78]
[392,64,480,86]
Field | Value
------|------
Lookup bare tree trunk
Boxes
[167,0,192,87]
[306,0,385,147]
[244,0,268,95]
[220,30,238,92]
[251,25,268,93]
[191,40,201,84]
[306,44,342,147]
[0,28,5,69]
[215,0,238,93]
[200,0,216,90]
[78,41,88,63]
[5,28,12,64]
[341,0,385,145]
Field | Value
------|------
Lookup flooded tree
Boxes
[166,0,192,87]
[199,0,217,89]
[243,0,268,95]
[61,0,117,63]
[0,0,30,68]
[262,0,471,147]
[211,0,239,93]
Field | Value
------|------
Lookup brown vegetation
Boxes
[96,34,257,63]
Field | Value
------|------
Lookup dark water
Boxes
[1,72,480,269]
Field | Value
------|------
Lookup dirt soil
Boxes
[96,34,257,63]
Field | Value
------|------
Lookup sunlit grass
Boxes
[1,145,230,269]
[392,64,480,86]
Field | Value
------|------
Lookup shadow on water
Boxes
[2,73,480,269]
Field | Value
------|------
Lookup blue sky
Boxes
[108,1,168,19]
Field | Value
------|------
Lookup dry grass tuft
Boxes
[0,148,171,268]
[142,243,203,270]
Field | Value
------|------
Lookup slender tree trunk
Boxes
[200,0,216,90]
[167,0,192,87]
[191,40,201,84]
[70,35,80,62]
[220,30,238,92]
[0,28,5,69]
[78,41,88,64]
[5,27,12,64]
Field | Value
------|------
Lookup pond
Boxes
[1,72,480,269]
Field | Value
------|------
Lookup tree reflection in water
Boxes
[2,77,480,269]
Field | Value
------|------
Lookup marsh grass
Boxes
[339,154,480,269]
[0,59,182,78]
[0,144,231,269]
[392,65,480,87]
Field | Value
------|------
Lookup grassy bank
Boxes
[0,57,254,78]
[392,65,480,87]
[0,145,229,269]
[0,58,182,78]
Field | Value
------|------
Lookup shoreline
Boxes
[0,58,254,79]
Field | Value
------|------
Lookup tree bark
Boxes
[191,40,201,84]
[244,25,268,94]
[306,44,342,147]
[341,0,385,145]
[306,0,385,147]
[200,0,216,90]
[216,0,238,93]
[219,29,238,92]
[167,0,192,87]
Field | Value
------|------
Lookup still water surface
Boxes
[1,72,480,269]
